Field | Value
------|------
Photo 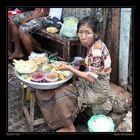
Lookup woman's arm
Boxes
[32,8,49,17]
[21,8,49,24]
[58,64,95,83]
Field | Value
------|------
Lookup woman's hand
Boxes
[57,64,71,71]
[57,63,95,83]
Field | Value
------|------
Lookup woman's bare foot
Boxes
[8,51,23,60]
[56,124,76,132]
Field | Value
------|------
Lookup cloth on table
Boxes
[35,83,79,130]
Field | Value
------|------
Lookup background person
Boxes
[8,8,63,60]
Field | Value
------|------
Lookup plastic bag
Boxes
[28,52,49,65]
[59,16,78,38]
[28,52,48,59]
[87,114,115,132]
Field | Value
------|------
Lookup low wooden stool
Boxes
[21,83,46,132]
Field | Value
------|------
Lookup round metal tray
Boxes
[15,70,74,90]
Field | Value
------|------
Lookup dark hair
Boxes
[77,16,100,40]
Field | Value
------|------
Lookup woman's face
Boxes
[78,24,94,48]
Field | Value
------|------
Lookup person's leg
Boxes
[8,18,12,54]
[8,17,23,59]
[18,17,50,56]
[56,124,76,132]
[18,27,33,55]
[8,11,33,59]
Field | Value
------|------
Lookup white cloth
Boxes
[48,8,63,20]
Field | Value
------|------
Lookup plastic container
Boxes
[87,114,115,132]
[31,71,45,82]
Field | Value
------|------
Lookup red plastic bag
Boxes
[8,10,22,16]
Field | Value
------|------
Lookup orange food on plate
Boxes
[47,73,58,79]
[45,73,58,82]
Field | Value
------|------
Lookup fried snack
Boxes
[54,64,62,69]
[49,63,62,69]
[48,63,55,69]
[58,74,65,80]
[53,70,70,80]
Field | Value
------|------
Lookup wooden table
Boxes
[35,29,80,62]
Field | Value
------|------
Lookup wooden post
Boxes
[110,8,120,84]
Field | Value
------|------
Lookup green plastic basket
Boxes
[87,114,115,132]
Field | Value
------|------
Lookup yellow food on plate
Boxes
[46,27,59,33]
[58,74,65,80]
[13,59,38,73]
[49,63,63,70]
[53,70,70,80]
[54,64,62,69]
[47,73,58,79]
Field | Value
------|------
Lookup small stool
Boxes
[21,83,46,132]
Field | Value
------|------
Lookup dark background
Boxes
[0,0,137,137]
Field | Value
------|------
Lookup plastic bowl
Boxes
[45,72,58,82]
[41,65,52,72]
[31,71,45,82]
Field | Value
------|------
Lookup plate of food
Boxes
[14,60,74,89]
[15,70,74,90]
[45,72,58,82]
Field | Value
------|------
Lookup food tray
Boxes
[15,69,74,90]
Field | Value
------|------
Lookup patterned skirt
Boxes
[74,75,112,115]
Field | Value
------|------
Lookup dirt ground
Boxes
[8,63,89,133]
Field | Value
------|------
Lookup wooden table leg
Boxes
[63,45,70,62]
[21,84,33,131]
[21,85,46,132]
[21,83,25,107]
[29,90,35,132]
